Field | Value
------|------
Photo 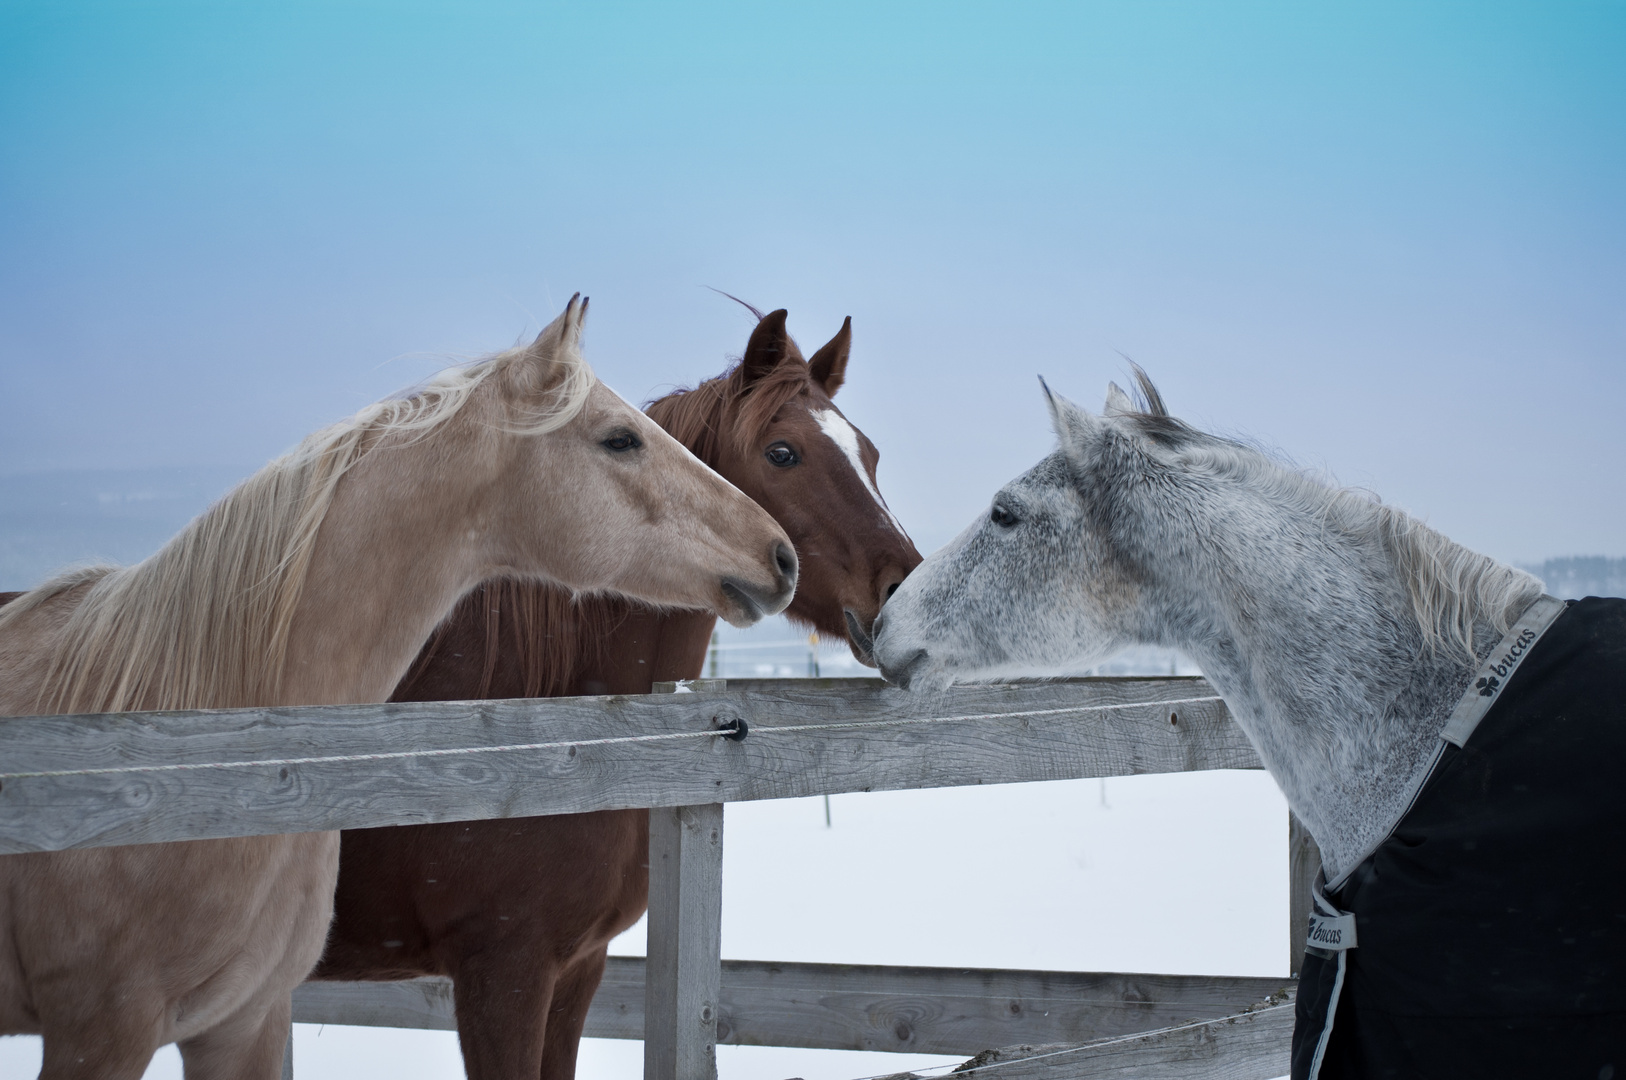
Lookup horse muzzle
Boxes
[843,609,878,668]
[718,542,798,626]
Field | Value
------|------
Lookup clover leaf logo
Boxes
[1476,676,1500,697]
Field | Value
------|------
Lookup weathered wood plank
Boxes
[645,805,725,1080]
[1287,813,1321,978]
[293,977,458,1030]
[705,964,1293,1057]
[949,989,1294,1080]
[293,960,1296,1058]
[0,678,1257,853]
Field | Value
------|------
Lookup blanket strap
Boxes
[1440,594,1568,747]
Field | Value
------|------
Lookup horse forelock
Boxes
[645,355,814,464]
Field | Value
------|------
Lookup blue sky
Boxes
[2,1,1622,563]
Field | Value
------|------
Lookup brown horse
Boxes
[312,308,922,1079]
[0,297,797,1080]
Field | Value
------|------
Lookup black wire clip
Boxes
[718,716,750,742]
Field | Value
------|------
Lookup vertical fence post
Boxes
[645,681,726,1080]
[281,1025,294,1080]
[645,804,725,1080]
[1288,811,1322,977]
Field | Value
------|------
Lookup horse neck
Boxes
[399,582,721,702]
[569,601,717,692]
[496,585,717,695]
[1132,483,1481,878]
[278,440,495,706]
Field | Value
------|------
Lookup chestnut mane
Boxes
[395,578,623,700]
[398,352,815,700]
[646,348,813,462]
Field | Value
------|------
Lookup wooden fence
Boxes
[0,676,1319,1080]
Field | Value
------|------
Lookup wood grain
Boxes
[292,976,458,1030]
[293,959,1296,1058]
[1287,813,1321,978]
[0,678,1259,853]
[948,989,1294,1080]
[645,805,725,1080]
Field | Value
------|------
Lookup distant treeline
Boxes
[1521,557,1626,600]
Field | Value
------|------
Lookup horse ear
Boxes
[1103,382,1135,417]
[523,294,586,359]
[509,293,586,396]
[807,317,852,397]
[740,309,792,386]
[1039,376,1098,457]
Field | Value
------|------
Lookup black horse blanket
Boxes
[1293,596,1626,1079]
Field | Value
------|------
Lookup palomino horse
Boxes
[873,373,1624,1077]
[313,308,922,1079]
[0,296,796,1080]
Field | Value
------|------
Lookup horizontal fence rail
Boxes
[296,958,1296,1058]
[0,677,1259,854]
[951,996,1297,1080]
[2,676,1303,1080]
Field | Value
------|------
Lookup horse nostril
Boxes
[774,542,798,582]
[883,648,928,689]
[886,582,900,599]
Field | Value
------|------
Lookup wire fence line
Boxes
[0,696,1225,783]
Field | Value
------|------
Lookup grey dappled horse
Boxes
[872,372,1625,1077]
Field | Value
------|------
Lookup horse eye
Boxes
[765,442,800,468]
[601,432,641,452]
[990,504,1019,528]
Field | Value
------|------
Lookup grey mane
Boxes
[873,369,1546,878]
[1119,366,1539,660]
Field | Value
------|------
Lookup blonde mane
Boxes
[0,337,592,715]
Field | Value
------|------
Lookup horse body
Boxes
[313,309,922,1080]
[0,297,797,1079]
[320,599,699,1080]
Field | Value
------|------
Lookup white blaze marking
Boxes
[812,409,909,537]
